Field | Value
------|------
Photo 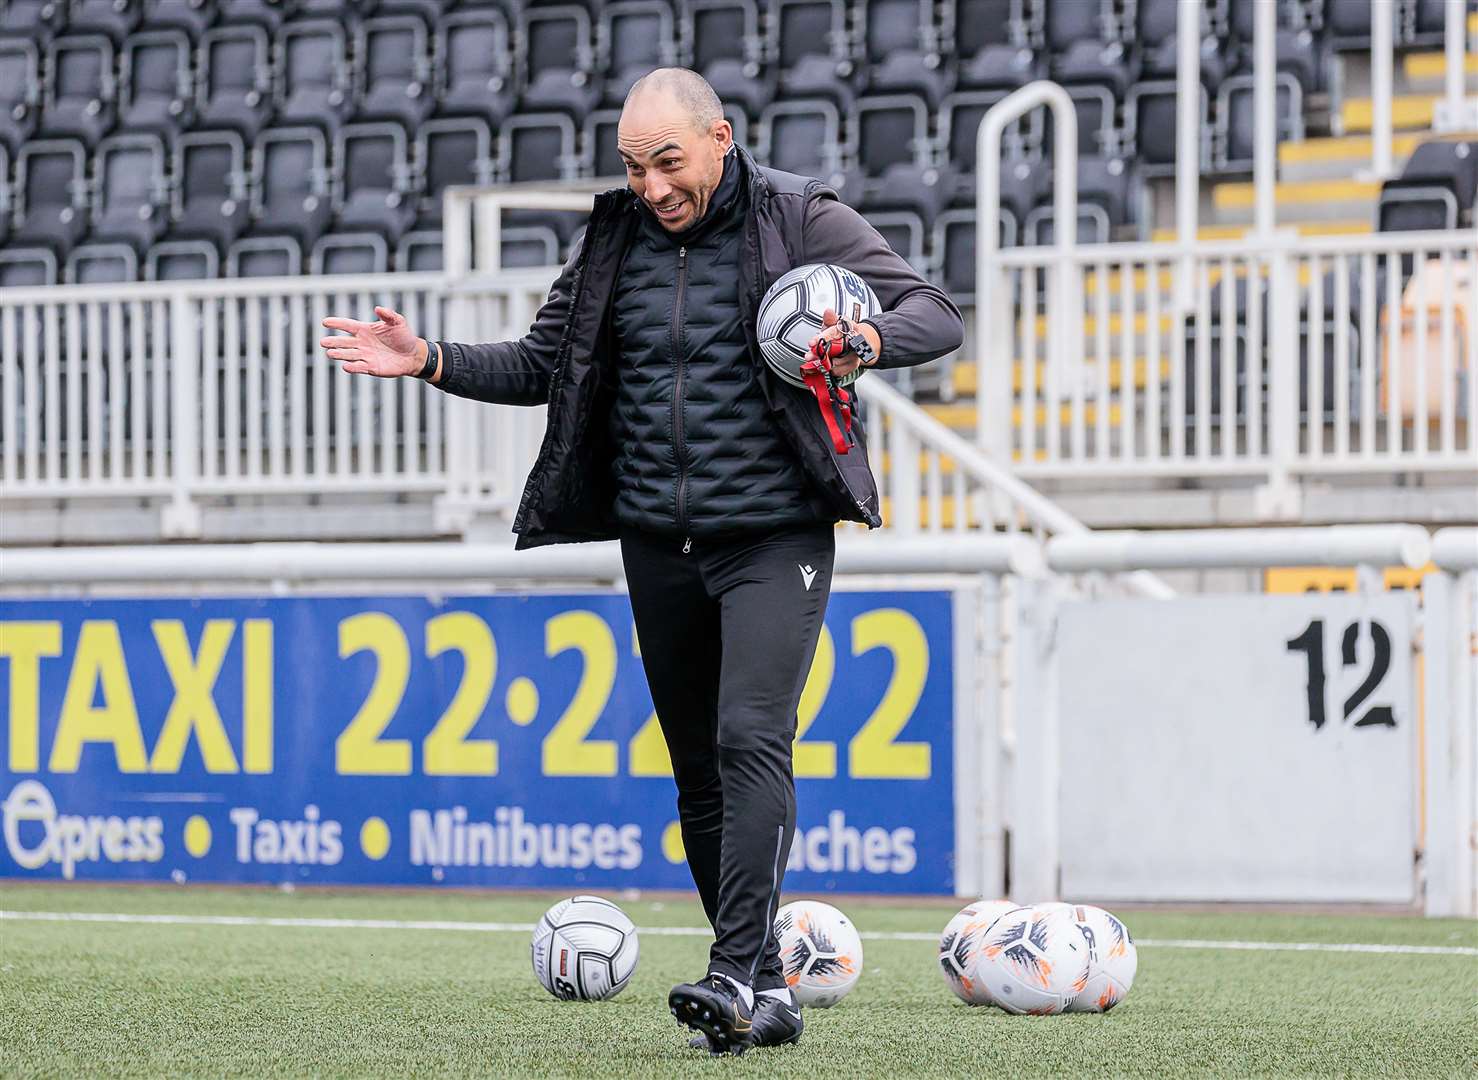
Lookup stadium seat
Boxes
[396,229,443,271]
[140,0,219,39]
[932,207,1018,297]
[12,138,90,256]
[862,208,928,274]
[334,123,418,243]
[518,5,600,120]
[65,0,141,42]
[1024,154,1135,244]
[1324,0,1372,47]
[855,95,947,221]
[227,235,304,276]
[64,241,138,282]
[196,25,274,139]
[119,31,196,137]
[1132,0,1180,46]
[217,0,298,32]
[1377,139,1478,232]
[249,126,335,248]
[168,129,252,252]
[275,20,355,132]
[435,10,516,128]
[0,247,61,285]
[145,238,221,280]
[355,15,435,128]
[1,0,69,43]
[598,1,678,108]
[1406,0,1450,46]
[1049,40,1137,156]
[582,108,624,178]
[1126,79,1211,175]
[940,90,1040,183]
[948,0,1022,54]
[758,99,844,184]
[1215,72,1303,172]
[0,37,43,152]
[413,116,495,229]
[497,224,561,268]
[90,134,170,253]
[681,0,774,119]
[40,35,117,146]
[499,112,579,183]
[859,0,953,107]
[1043,0,1114,50]
[770,0,858,111]
[310,232,392,274]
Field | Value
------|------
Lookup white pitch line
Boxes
[1,910,1474,957]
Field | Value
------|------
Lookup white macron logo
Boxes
[798,564,818,590]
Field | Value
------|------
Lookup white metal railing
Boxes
[976,229,1478,513]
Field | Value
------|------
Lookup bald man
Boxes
[320,68,963,1054]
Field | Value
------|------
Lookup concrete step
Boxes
[1339,94,1439,134]
[1403,49,1478,87]
[1278,133,1424,181]
[1149,220,1372,241]
[923,400,1126,431]
[1212,178,1382,225]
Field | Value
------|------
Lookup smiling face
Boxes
[617,92,732,232]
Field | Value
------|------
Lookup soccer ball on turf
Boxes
[938,899,1017,1005]
[973,904,1090,1015]
[756,263,882,389]
[530,895,639,1001]
[774,899,864,1008]
[1060,904,1138,1013]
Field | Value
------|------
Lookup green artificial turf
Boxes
[1,883,1473,1079]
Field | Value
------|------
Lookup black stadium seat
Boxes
[1,0,69,43]
[146,239,221,280]
[12,138,90,257]
[682,0,773,119]
[414,117,495,229]
[1043,0,1112,50]
[583,108,624,178]
[1378,139,1478,232]
[863,208,928,273]
[355,15,435,129]
[0,37,43,152]
[249,126,335,248]
[334,123,418,243]
[860,0,953,108]
[773,0,857,112]
[275,20,355,132]
[169,129,252,252]
[310,232,391,274]
[435,11,516,128]
[228,235,304,277]
[518,5,600,120]
[90,133,170,253]
[196,25,274,139]
[0,247,61,286]
[66,0,141,43]
[141,0,219,39]
[498,112,578,183]
[598,1,678,108]
[1216,71,1304,172]
[120,31,195,137]
[40,35,117,146]
[217,0,298,32]
[758,98,843,182]
[65,241,138,283]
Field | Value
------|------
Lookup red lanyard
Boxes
[799,335,854,455]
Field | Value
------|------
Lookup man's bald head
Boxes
[617,67,733,232]
[624,67,724,133]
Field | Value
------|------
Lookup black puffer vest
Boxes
[609,148,829,536]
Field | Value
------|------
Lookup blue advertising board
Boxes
[0,591,955,893]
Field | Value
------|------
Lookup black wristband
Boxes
[416,339,440,380]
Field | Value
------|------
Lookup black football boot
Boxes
[669,974,753,1056]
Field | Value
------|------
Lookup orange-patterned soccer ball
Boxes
[1060,904,1138,1013]
[939,899,1019,1005]
[774,900,864,1008]
[972,904,1090,1015]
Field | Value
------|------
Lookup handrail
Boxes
[858,377,1175,598]
[1047,525,1433,573]
[976,81,1079,459]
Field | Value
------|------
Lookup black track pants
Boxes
[620,523,835,990]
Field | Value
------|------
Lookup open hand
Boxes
[319,306,424,377]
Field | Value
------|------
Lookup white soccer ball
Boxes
[756,263,882,389]
[530,895,639,1001]
[973,904,1090,1015]
[774,899,864,1008]
[1060,904,1138,1013]
[938,899,1017,1005]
